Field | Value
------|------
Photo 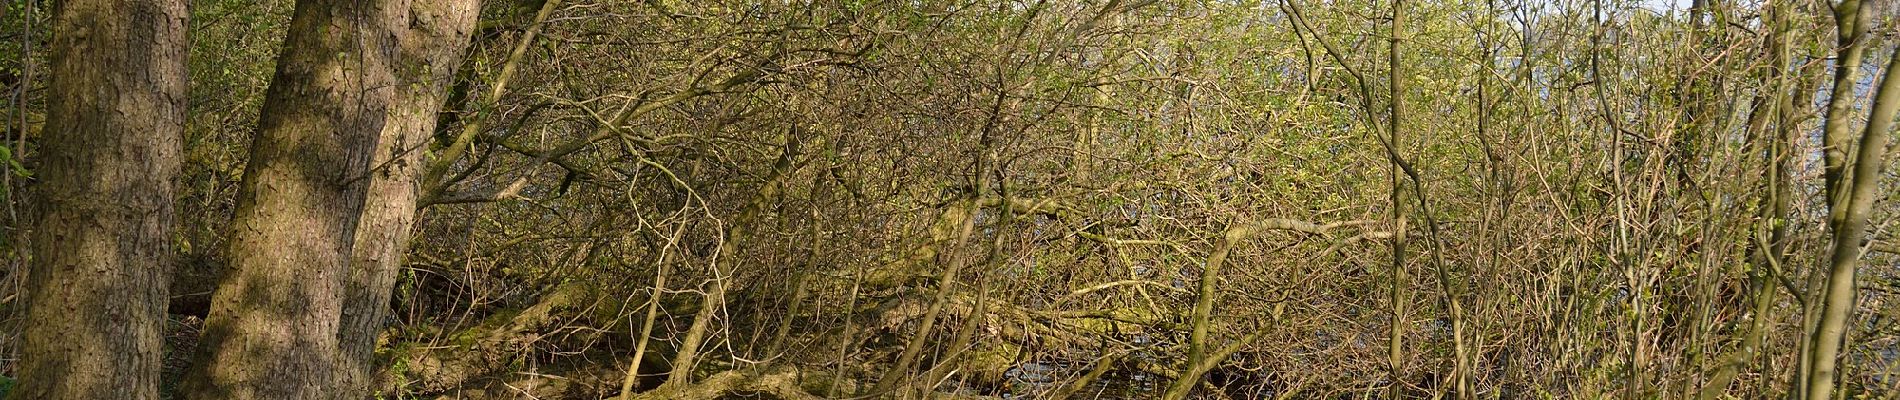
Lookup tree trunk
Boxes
[1385,0,1409,397]
[1802,48,1900,400]
[177,0,426,398]
[1798,1,1879,397]
[16,0,186,399]
[1696,2,1794,398]
[667,136,800,388]
[336,1,481,397]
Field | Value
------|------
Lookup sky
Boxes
[1637,0,1695,11]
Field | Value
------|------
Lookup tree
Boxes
[1801,22,1899,400]
[15,0,187,399]
[15,1,1899,398]
[337,1,481,396]
[178,0,478,398]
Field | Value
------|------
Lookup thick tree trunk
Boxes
[336,1,480,397]
[16,0,187,399]
[177,0,424,398]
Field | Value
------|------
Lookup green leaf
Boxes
[0,147,27,178]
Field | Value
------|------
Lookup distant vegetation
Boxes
[1,0,1896,399]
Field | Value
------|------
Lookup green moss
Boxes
[959,341,1022,384]
[451,308,525,348]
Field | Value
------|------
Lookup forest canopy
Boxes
[1,0,1898,399]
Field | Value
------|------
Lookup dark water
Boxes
[1000,361,1161,399]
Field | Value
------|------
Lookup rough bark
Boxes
[177,0,420,397]
[16,0,186,398]
[336,1,481,398]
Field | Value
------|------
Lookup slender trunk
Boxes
[665,240,725,386]
[620,223,685,397]
[1072,85,1107,183]
[767,179,827,358]
[1162,219,1357,399]
[1386,0,1410,396]
[874,82,1009,394]
[913,279,990,398]
[830,261,866,398]
[1802,47,1900,400]
[871,197,979,394]
[421,0,561,195]
[336,1,481,397]
[1772,56,1823,399]
[1162,223,1249,400]
[1817,0,1872,226]
[17,0,186,398]
[1698,2,1793,398]
[666,135,800,387]
[913,171,1023,397]
[1798,0,1874,396]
